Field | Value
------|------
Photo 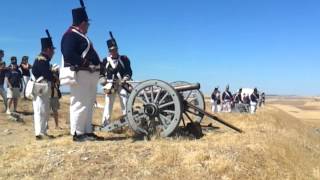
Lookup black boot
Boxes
[85,133,104,141]
[73,132,87,142]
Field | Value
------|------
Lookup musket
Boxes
[102,79,138,93]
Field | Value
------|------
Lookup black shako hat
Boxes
[72,0,89,25]
[107,31,118,50]
[41,29,55,50]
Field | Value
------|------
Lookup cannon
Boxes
[96,79,243,137]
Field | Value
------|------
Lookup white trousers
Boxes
[70,71,99,135]
[22,76,30,96]
[250,102,257,114]
[223,101,232,113]
[211,100,222,113]
[211,100,217,113]
[33,85,51,136]
[102,88,127,124]
[217,105,222,112]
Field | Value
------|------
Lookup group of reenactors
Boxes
[59,2,132,142]
[0,50,62,127]
[211,85,265,114]
[0,1,266,142]
[0,1,132,142]
[0,52,34,114]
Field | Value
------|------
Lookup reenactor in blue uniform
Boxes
[61,0,102,141]
[250,88,260,114]
[32,30,55,140]
[259,92,266,107]
[234,88,246,113]
[243,93,250,112]
[100,32,132,127]
[233,88,243,104]
[222,85,233,112]
[211,87,221,113]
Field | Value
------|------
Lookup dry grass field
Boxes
[0,95,319,179]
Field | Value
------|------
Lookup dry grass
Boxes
[0,96,319,180]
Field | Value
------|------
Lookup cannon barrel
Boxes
[120,82,201,95]
[173,83,200,92]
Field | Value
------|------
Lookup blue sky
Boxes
[0,0,319,95]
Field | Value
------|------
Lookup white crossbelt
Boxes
[71,29,91,58]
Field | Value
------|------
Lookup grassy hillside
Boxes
[0,96,319,179]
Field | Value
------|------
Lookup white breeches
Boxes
[211,100,222,113]
[211,100,215,112]
[250,102,257,114]
[70,71,99,135]
[223,101,232,112]
[102,88,128,123]
[33,86,51,136]
[217,105,222,112]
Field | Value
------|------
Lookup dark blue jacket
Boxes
[222,91,233,101]
[211,91,221,104]
[250,93,259,103]
[234,93,243,103]
[61,27,100,67]
[101,55,132,80]
[32,53,53,82]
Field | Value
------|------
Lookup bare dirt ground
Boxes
[0,95,319,180]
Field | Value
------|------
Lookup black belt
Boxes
[67,66,100,72]
[64,62,100,72]
[75,67,100,72]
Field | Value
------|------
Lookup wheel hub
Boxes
[144,103,158,117]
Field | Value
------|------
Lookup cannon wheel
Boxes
[126,79,182,137]
[171,81,205,123]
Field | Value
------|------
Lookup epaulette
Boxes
[36,55,47,61]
